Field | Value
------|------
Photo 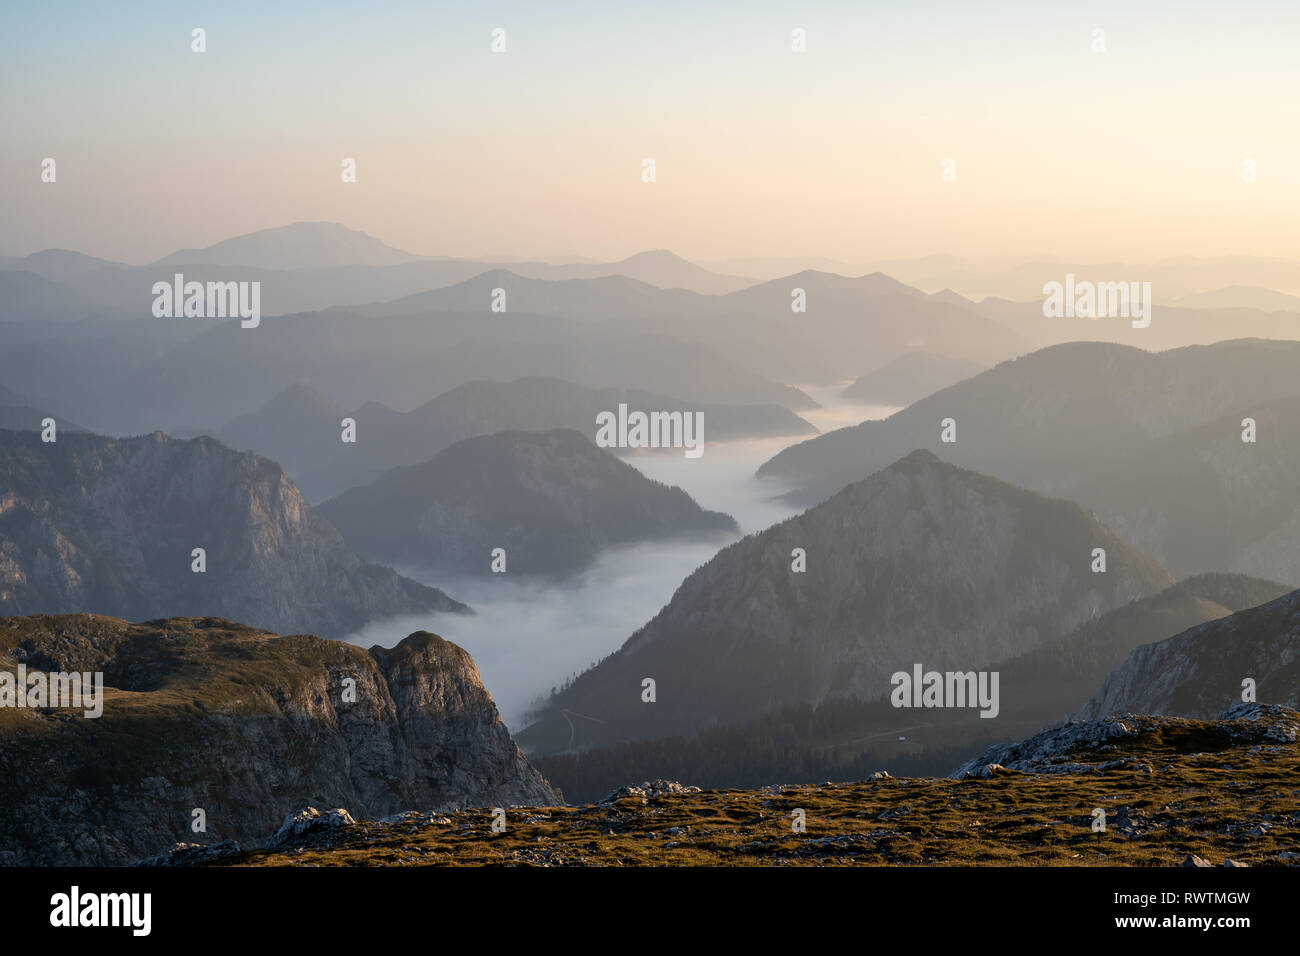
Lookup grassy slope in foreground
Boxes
[206,705,1299,867]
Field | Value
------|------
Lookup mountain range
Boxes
[760,339,1300,584]
[520,450,1173,753]
[217,377,816,502]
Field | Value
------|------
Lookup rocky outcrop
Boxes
[0,614,558,866]
[1077,588,1300,719]
[952,703,1300,778]
[0,429,465,637]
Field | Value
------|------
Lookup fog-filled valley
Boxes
[339,389,903,728]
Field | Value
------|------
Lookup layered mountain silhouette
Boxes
[83,311,816,435]
[318,429,738,575]
[510,249,755,295]
[886,255,1300,302]
[0,383,84,433]
[520,450,1172,752]
[150,221,426,271]
[347,269,719,319]
[1074,393,1300,583]
[1170,285,1300,312]
[761,339,1300,583]
[218,377,816,502]
[344,267,1029,382]
[0,271,106,322]
[1,224,760,323]
[700,272,1026,381]
[0,248,127,281]
[0,430,465,636]
[842,350,987,406]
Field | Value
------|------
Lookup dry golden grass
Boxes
[225,721,1300,867]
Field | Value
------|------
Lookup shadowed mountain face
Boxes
[0,615,558,865]
[0,430,465,637]
[531,572,1291,802]
[1075,394,1300,584]
[218,377,817,503]
[519,450,1173,754]
[760,339,1300,584]
[318,429,738,576]
[842,351,987,407]
[0,271,105,322]
[1078,587,1300,720]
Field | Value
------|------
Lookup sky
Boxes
[2,0,1299,264]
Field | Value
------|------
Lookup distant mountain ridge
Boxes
[94,311,817,435]
[759,338,1300,584]
[217,376,817,502]
[150,221,425,271]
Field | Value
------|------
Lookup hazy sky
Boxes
[3,1,1298,264]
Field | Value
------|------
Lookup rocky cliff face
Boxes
[1077,587,1300,719]
[0,614,558,866]
[0,429,465,637]
[520,450,1173,753]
